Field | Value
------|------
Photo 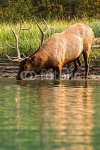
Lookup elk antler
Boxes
[35,19,53,47]
[28,19,54,58]
[6,21,30,62]
[28,19,53,59]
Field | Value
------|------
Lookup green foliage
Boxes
[91,22,100,37]
[0,0,100,22]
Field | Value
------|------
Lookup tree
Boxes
[0,0,100,22]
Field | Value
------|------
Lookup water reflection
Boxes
[15,86,21,147]
[0,79,98,150]
[14,80,94,150]
[51,83,93,150]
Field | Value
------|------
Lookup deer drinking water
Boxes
[6,21,94,80]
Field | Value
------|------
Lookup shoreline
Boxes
[0,59,100,80]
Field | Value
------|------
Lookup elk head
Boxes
[6,20,51,80]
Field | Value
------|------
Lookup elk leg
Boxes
[53,68,57,80]
[77,57,81,67]
[83,52,89,79]
[53,64,62,80]
[69,58,81,80]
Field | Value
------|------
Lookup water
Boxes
[0,78,100,150]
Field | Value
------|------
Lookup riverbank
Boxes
[0,58,100,80]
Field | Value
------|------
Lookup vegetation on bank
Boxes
[0,19,100,58]
[0,0,100,22]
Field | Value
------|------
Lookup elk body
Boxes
[7,21,94,80]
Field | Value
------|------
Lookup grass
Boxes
[0,18,100,58]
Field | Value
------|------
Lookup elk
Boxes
[6,21,94,80]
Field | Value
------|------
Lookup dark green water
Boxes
[0,78,100,150]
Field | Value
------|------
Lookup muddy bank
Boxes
[0,59,100,80]
[0,59,18,78]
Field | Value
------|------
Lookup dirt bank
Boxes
[0,59,100,80]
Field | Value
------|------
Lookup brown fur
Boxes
[16,23,94,80]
